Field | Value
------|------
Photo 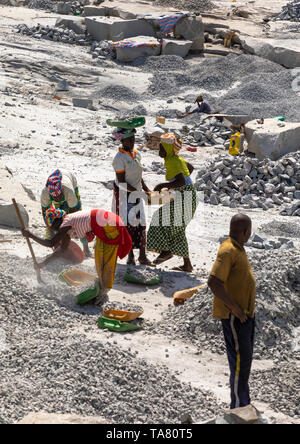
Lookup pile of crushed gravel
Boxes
[140,55,189,72]
[251,362,300,418]
[0,256,223,424]
[154,0,215,12]
[146,54,300,121]
[152,249,300,363]
[97,85,140,103]
[15,24,91,45]
[27,0,54,9]
[259,220,300,238]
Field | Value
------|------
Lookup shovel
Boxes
[12,198,44,284]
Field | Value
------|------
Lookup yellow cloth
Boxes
[229,133,240,156]
[161,134,190,181]
[210,237,256,319]
[94,224,119,291]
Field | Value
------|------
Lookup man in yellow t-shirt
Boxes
[208,213,256,410]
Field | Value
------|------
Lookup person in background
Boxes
[22,208,132,302]
[178,94,211,119]
[208,213,256,410]
[41,169,91,257]
[112,123,152,266]
[229,123,246,155]
[147,133,197,272]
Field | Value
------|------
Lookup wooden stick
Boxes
[12,199,43,284]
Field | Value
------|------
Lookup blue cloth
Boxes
[221,314,255,409]
[168,176,193,185]
[191,101,211,114]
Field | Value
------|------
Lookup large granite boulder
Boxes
[245,118,300,160]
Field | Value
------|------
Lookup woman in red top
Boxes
[22,208,132,295]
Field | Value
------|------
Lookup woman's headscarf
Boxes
[160,133,190,181]
[45,207,66,228]
[46,170,63,198]
[113,128,136,141]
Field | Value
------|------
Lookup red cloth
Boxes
[90,209,132,259]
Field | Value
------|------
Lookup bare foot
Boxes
[153,251,173,265]
[138,257,154,266]
[172,265,193,273]
[127,252,136,266]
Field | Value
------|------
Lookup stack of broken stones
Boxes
[180,115,232,148]
[90,40,114,60]
[15,24,91,45]
[196,151,300,216]
[273,0,300,22]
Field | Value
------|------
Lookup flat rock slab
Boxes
[240,36,300,69]
[245,118,300,160]
[18,412,111,424]
[85,17,156,42]
[55,17,86,35]
[113,36,161,62]
[174,16,204,51]
[162,39,193,57]
[84,5,137,20]
[224,405,259,424]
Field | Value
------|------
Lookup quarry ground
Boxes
[0,2,299,424]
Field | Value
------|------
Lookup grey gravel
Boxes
[0,255,223,424]
[151,249,300,363]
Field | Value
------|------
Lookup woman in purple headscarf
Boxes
[41,169,91,257]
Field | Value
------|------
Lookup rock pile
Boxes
[15,24,91,45]
[180,115,232,148]
[155,0,215,12]
[103,302,143,313]
[153,249,300,364]
[90,40,113,60]
[27,0,53,9]
[126,266,161,283]
[195,151,300,215]
[274,0,300,22]
[0,256,222,424]
[251,363,300,418]
[218,233,295,250]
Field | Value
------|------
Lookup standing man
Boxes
[208,213,256,409]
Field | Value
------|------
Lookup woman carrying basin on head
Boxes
[109,117,152,267]
[146,133,198,272]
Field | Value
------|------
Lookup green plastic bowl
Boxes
[106,117,146,129]
[77,282,99,305]
[124,268,162,286]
